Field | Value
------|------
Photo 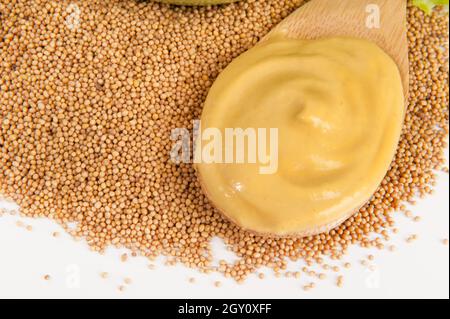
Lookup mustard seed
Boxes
[337,275,344,288]
[0,0,447,284]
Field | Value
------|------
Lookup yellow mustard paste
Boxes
[196,37,405,236]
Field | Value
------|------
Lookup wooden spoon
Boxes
[198,0,410,237]
[262,0,409,97]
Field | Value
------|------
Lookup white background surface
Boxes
[0,151,449,299]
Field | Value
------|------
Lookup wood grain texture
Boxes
[264,0,409,97]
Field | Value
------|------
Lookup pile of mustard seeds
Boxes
[0,0,448,282]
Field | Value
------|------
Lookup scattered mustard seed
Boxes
[406,235,418,243]
[100,272,109,279]
[337,276,344,288]
[303,282,316,291]
[0,0,447,284]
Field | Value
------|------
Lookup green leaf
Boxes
[412,0,449,14]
